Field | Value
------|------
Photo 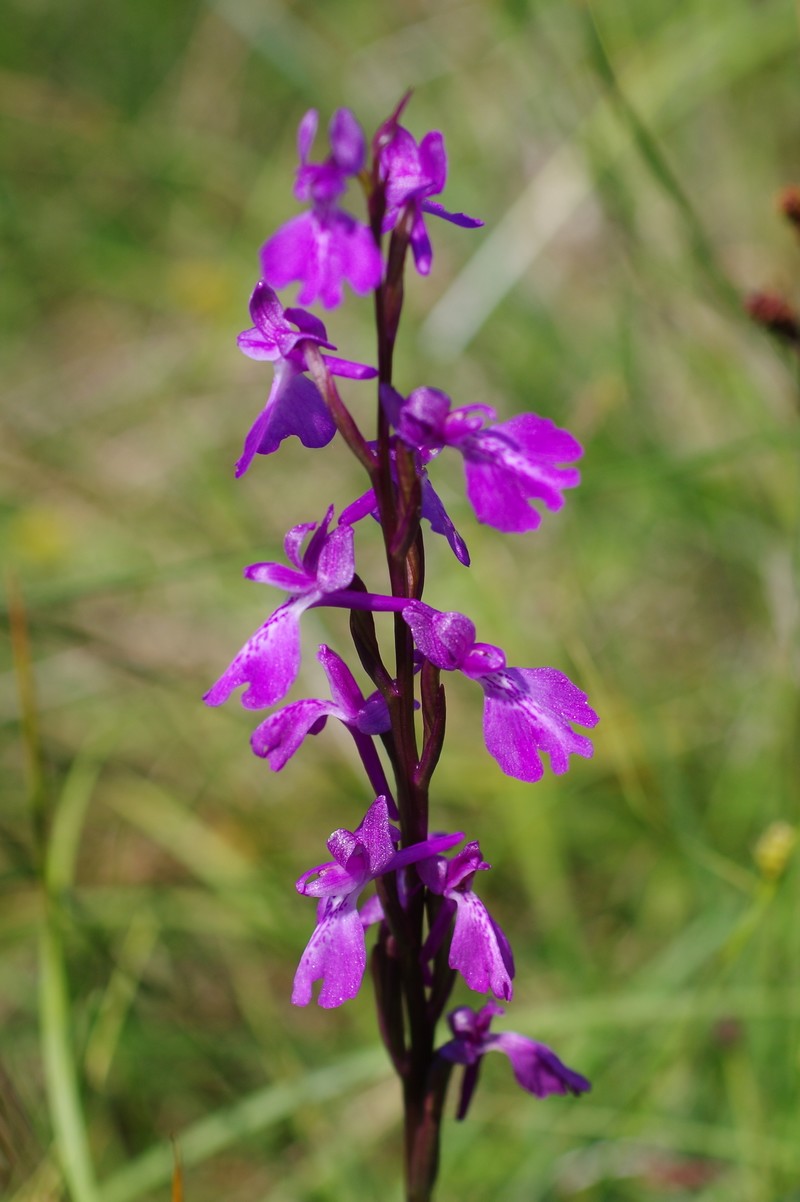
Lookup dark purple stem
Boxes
[364,159,452,1200]
[308,128,456,1202]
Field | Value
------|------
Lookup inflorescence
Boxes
[206,96,596,1198]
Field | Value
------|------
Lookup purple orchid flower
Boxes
[439,1002,591,1120]
[377,116,483,275]
[403,601,598,783]
[203,508,355,712]
[235,281,377,477]
[293,795,464,1008]
[419,842,514,1001]
[383,385,583,534]
[261,109,382,309]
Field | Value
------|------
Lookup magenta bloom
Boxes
[378,119,483,274]
[293,796,463,1008]
[235,281,377,476]
[261,109,382,308]
[203,508,355,711]
[439,1002,591,1119]
[419,842,514,1001]
[403,601,598,783]
[384,385,583,534]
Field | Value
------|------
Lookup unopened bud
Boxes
[753,821,797,881]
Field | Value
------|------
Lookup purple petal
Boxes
[420,474,470,565]
[388,830,464,875]
[315,522,355,592]
[243,562,311,592]
[480,667,598,782]
[487,1033,591,1098]
[459,642,506,678]
[239,280,329,361]
[235,398,276,479]
[292,894,366,1008]
[462,416,582,534]
[284,518,320,569]
[339,487,378,525]
[282,306,333,346]
[503,413,583,463]
[422,199,484,229]
[355,795,400,876]
[359,894,384,928]
[328,828,369,874]
[250,697,337,770]
[403,601,476,671]
[329,108,366,175]
[449,892,514,1001]
[396,386,451,450]
[203,600,306,711]
[455,1061,482,1120]
[262,211,381,310]
[382,125,428,209]
[261,213,319,297]
[296,862,348,900]
[409,210,433,275]
[442,841,490,890]
[417,853,449,895]
[355,690,391,735]
[297,109,318,163]
[317,644,364,719]
[235,370,336,475]
[299,505,334,574]
[321,353,378,380]
[447,1001,504,1045]
[317,211,383,307]
[236,327,282,362]
[379,383,404,427]
[417,131,447,195]
[248,280,305,355]
[314,646,390,735]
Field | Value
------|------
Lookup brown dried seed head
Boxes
[777,185,800,230]
[745,290,800,346]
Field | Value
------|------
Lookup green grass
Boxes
[2,0,800,1198]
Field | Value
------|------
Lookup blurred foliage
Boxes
[2,0,800,1199]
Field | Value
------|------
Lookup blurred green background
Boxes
[2,0,800,1199]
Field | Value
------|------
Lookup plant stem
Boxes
[365,197,451,1201]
